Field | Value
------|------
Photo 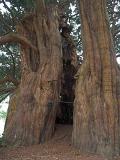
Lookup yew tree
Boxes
[0,0,77,145]
[0,0,120,158]
[73,0,120,157]
[1,0,62,145]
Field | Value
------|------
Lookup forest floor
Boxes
[0,125,115,160]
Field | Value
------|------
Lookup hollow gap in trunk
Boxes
[55,17,77,125]
[56,59,75,125]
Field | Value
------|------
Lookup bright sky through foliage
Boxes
[0,97,9,137]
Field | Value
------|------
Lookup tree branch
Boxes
[0,75,19,86]
[1,0,15,19]
[0,92,10,103]
[0,87,16,94]
[36,0,45,14]
[0,33,38,52]
[116,54,120,58]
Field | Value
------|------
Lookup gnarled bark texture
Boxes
[73,0,120,158]
[3,2,78,145]
[4,4,62,146]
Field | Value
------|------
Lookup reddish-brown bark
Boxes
[73,0,120,158]
[4,4,62,145]
[3,2,78,146]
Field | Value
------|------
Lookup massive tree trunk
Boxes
[4,3,62,146]
[73,0,120,158]
[3,1,78,146]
